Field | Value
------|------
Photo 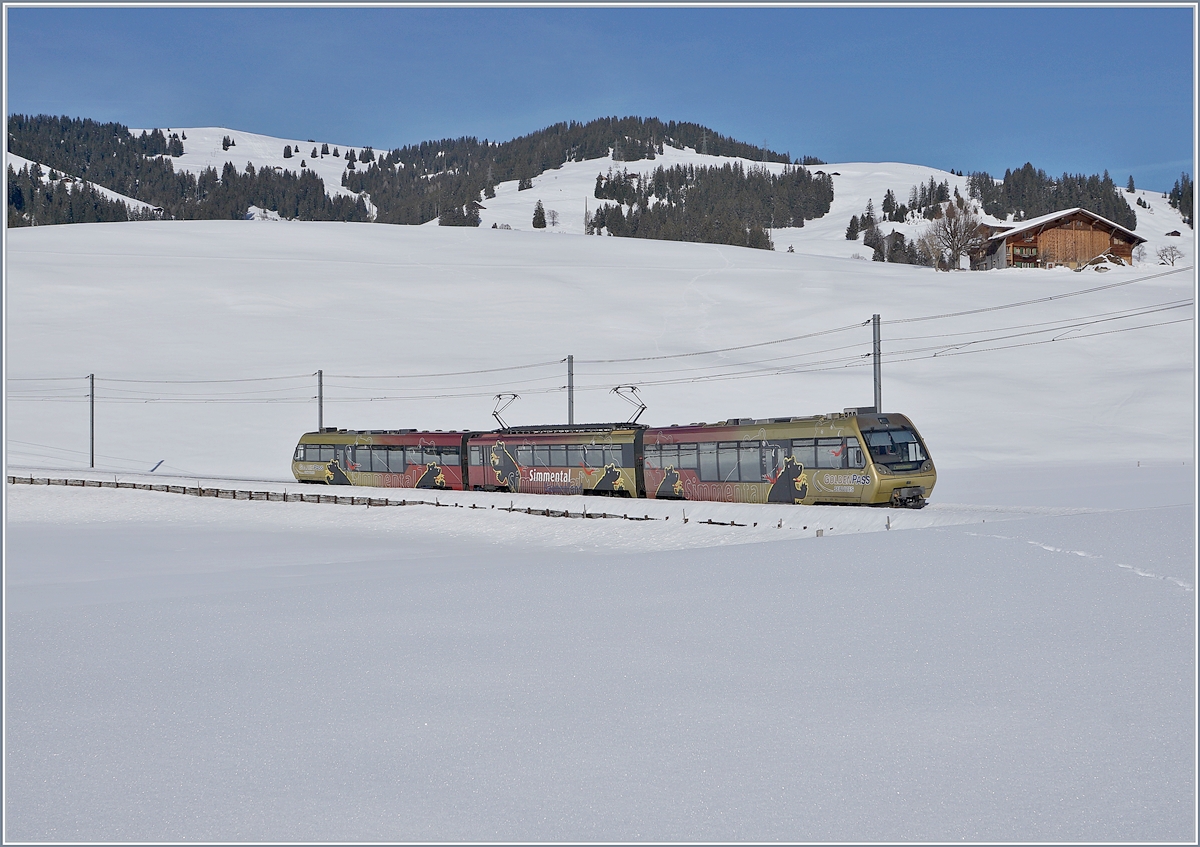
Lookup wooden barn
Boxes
[970,208,1146,270]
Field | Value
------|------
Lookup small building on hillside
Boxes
[970,208,1146,270]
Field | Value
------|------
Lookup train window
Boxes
[607,444,628,467]
[891,430,926,463]
[717,443,740,482]
[864,429,926,469]
[763,442,787,478]
[643,443,660,467]
[584,445,604,467]
[468,445,482,466]
[440,446,461,466]
[533,446,551,466]
[698,443,718,480]
[739,444,761,482]
[369,446,387,472]
[657,444,678,469]
[677,443,698,469]
[318,445,334,462]
[550,445,567,466]
[790,439,815,468]
[294,445,305,461]
[816,438,845,469]
[846,437,866,469]
[390,446,406,471]
[567,445,585,467]
[516,445,533,466]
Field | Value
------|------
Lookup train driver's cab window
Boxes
[863,429,927,470]
[845,437,866,469]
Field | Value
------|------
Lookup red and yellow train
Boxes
[291,410,935,507]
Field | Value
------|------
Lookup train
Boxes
[291,409,935,508]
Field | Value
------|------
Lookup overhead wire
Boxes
[6,265,1192,403]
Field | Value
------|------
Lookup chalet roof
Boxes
[987,207,1146,245]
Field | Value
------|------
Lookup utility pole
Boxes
[872,315,882,413]
[567,355,574,425]
[88,373,94,468]
[317,369,323,431]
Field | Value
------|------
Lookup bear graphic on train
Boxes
[655,465,684,499]
[767,455,809,504]
[415,462,447,489]
[591,462,625,493]
[489,442,521,492]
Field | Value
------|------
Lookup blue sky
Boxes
[5,5,1195,191]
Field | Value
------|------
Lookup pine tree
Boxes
[283,145,293,159]
[321,143,329,155]
[845,214,860,240]
[532,199,547,228]
[1127,175,1136,193]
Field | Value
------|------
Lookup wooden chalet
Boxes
[970,208,1146,270]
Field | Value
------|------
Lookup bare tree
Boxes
[923,202,988,270]
[1134,244,1147,264]
[1156,244,1184,265]
[916,230,944,269]
[547,209,559,227]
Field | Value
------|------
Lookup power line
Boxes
[887,265,1192,324]
[326,359,565,379]
[574,322,868,365]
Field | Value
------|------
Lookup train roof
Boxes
[645,410,897,429]
[491,422,647,435]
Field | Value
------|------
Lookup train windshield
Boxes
[863,428,927,470]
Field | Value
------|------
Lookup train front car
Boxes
[642,412,935,507]
[291,429,468,490]
[852,412,936,508]
[467,425,643,497]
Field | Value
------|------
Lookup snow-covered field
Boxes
[4,131,1196,841]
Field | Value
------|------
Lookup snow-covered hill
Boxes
[6,151,162,214]
[136,125,374,216]
[14,123,1193,268]
[6,216,1193,479]
[115,125,1197,268]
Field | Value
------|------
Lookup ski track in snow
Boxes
[961,526,1194,592]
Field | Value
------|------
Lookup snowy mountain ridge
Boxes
[11,123,1191,266]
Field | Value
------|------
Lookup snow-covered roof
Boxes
[987,207,1145,244]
